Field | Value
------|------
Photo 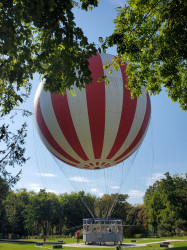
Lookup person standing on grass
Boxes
[76,231,80,243]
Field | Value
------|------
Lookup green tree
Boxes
[144,172,187,235]
[2,188,149,237]
[93,193,148,237]
[0,177,10,234]
[59,191,95,235]
[94,193,130,219]
[0,119,28,186]
[0,176,9,212]
[94,194,116,218]
[101,0,187,110]
[111,194,130,221]
[136,204,148,229]
[25,189,58,236]
[4,191,21,235]
[2,189,96,237]
[124,204,148,238]
[3,189,30,236]
[0,0,98,188]
[0,0,98,116]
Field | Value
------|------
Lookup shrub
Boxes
[134,233,145,238]
[9,234,19,239]
[124,225,147,238]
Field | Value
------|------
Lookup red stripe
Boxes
[51,151,77,167]
[107,64,137,159]
[104,163,111,167]
[86,53,105,159]
[51,93,89,161]
[114,93,151,162]
[35,99,80,164]
[83,166,90,169]
[115,151,135,165]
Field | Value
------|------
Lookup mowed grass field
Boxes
[0,237,187,250]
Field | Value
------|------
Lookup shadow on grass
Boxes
[145,245,187,250]
[0,242,50,250]
[170,247,187,250]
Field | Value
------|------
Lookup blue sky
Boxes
[8,0,187,205]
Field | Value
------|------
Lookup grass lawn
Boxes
[0,238,186,250]
[18,236,187,244]
[122,236,187,244]
[18,237,78,243]
[0,242,114,250]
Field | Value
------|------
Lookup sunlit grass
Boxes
[0,237,186,250]
[18,235,187,244]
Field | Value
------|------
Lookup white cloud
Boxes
[90,188,99,193]
[90,188,103,197]
[68,176,90,183]
[28,183,41,192]
[28,183,56,193]
[128,189,144,198]
[36,173,57,177]
[111,185,120,190]
[146,173,164,187]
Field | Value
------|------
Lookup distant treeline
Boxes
[0,172,186,238]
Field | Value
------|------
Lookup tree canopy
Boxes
[1,0,186,115]
[144,172,187,235]
[1,189,134,237]
[101,0,187,110]
[0,0,98,115]
[0,176,9,214]
[0,0,98,184]
[0,173,186,237]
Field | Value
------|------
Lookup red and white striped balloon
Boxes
[34,53,151,170]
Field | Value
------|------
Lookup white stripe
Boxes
[34,78,45,104]
[38,84,82,163]
[33,100,77,166]
[111,87,147,160]
[116,115,151,164]
[67,86,95,160]
[100,53,124,159]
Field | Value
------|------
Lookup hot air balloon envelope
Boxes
[34,53,151,170]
